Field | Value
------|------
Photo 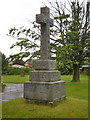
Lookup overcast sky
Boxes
[0,0,87,58]
[0,0,44,57]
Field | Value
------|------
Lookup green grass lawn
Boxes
[2,74,88,83]
[2,97,88,118]
[2,75,88,118]
[2,75,29,83]
[61,75,88,100]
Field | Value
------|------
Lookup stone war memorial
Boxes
[24,7,66,103]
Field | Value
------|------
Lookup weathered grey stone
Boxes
[30,70,60,82]
[33,60,56,70]
[36,14,53,27]
[24,7,66,103]
[24,81,65,102]
[36,7,53,60]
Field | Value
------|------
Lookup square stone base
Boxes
[24,81,66,102]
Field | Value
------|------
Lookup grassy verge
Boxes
[2,75,29,83]
[2,75,88,118]
[61,75,88,100]
[2,97,88,118]
[2,75,88,83]
[61,75,88,83]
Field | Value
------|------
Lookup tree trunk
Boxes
[71,64,80,82]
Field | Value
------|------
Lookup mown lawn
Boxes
[2,75,88,118]
[2,74,88,84]
[61,75,88,100]
[2,75,29,83]
[2,97,88,118]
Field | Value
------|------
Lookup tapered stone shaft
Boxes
[36,7,53,60]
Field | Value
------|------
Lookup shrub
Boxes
[3,67,34,75]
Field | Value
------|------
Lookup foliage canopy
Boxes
[8,0,90,79]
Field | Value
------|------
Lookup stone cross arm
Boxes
[36,7,53,27]
[36,14,53,27]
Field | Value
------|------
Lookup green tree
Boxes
[52,1,89,81]
[8,0,89,81]
[8,24,40,61]
[2,53,8,74]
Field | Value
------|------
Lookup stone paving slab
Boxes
[0,83,24,103]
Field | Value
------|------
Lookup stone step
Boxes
[30,70,60,82]
[33,60,56,70]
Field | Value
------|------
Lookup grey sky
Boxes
[0,0,87,57]
[0,0,44,57]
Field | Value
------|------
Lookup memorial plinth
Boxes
[24,7,66,103]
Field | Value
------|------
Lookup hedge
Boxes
[3,67,34,75]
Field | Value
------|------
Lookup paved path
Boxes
[0,83,24,103]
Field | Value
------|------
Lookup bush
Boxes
[3,67,34,75]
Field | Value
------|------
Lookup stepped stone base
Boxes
[24,7,66,103]
[30,70,61,82]
[24,81,66,102]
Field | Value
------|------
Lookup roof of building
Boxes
[82,65,89,68]
[11,64,24,68]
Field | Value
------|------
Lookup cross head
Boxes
[36,7,53,60]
